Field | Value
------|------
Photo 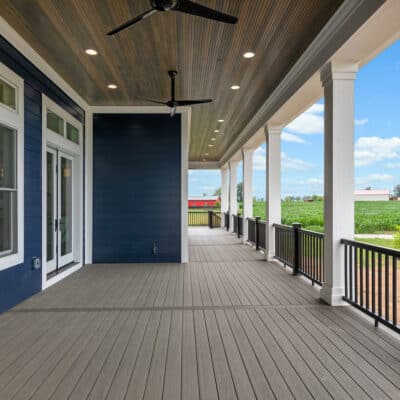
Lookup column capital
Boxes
[320,61,358,87]
[241,147,255,157]
[264,125,283,139]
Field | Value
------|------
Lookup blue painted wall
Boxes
[93,114,181,263]
[0,36,84,312]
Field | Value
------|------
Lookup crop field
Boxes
[251,200,400,234]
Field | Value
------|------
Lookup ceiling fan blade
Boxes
[107,9,157,35]
[175,99,212,106]
[141,99,169,106]
[175,0,238,24]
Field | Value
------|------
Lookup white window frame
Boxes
[0,62,24,271]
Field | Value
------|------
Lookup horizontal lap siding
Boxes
[0,35,84,312]
[93,114,181,263]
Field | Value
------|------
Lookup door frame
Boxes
[41,95,83,289]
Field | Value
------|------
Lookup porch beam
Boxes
[229,160,239,232]
[321,61,358,305]
[265,126,282,260]
[242,148,254,241]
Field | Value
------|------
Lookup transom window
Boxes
[46,109,80,145]
[0,77,16,111]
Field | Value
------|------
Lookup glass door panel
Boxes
[58,152,73,267]
[46,149,57,273]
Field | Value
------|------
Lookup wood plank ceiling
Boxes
[1,0,343,161]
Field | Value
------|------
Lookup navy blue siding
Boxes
[93,114,181,263]
[0,36,84,312]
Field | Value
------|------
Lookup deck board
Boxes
[1,227,399,399]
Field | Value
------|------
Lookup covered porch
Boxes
[1,227,399,400]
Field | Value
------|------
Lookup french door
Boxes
[46,148,74,274]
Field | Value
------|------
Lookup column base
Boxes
[265,251,275,262]
[320,286,348,306]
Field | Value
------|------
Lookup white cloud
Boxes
[356,173,395,186]
[355,118,368,126]
[386,162,400,168]
[282,152,314,171]
[253,148,313,172]
[253,147,266,171]
[286,103,324,135]
[281,132,305,143]
[355,136,400,166]
[306,178,323,185]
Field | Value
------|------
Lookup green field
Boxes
[250,200,400,234]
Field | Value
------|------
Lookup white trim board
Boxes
[86,107,191,264]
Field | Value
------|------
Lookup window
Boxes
[46,107,80,145]
[0,125,17,256]
[0,63,24,270]
[47,110,64,136]
[66,122,79,144]
[0,77,16,110]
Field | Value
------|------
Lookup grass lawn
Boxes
[355,237,398,250]
[250,200,400,235]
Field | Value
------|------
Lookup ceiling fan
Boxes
[143,70,212,116]
[107,0,238,35]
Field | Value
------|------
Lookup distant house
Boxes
[188,196,220,208]
[354,189,390,201]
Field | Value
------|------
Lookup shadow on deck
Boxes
[1,227,399,399]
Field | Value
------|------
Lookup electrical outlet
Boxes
[32,257,41,270]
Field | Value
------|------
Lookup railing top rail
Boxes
[273,223,293,231]
[247,217,256,222]
[299,228,324,238]
[341,238,400,257]
[258,220,267,225]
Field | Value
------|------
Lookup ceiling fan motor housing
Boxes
[150,0,179,11]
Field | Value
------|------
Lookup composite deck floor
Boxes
[1,228,400,399]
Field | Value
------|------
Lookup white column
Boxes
[229,160,239,232]
[320,61,357,305]
[265,126,282,260]
[242,148,254,241]
[220,166,229,227]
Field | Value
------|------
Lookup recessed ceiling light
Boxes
[214,129,220,133]
[202,158,206,161]
[208,144,213,147]
[243,51,255,59]
[85,49,98,56]
[205,153,209,156]
[107,84,117,89]
[211,138,216,141]
[218,119,224,123]
[231,85,240,90]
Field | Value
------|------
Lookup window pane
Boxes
[66,122,79,144]
[0,78,16,110]
[47,152,55,262]
[0,124,16,189]
[47,110,64,136]
[0,191,14,254]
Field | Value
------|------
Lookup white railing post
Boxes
[321,61,357,305]
[265,126,282,261]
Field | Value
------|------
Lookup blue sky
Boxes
[189,40,400,198]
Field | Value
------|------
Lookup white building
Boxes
[354,189,390,201]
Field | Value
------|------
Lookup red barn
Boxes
[188,196,220,208]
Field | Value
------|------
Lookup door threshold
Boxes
[44,262,82,289]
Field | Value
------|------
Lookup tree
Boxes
[237,182,243,202]
[213,187,221,196]
[393,184,400,197]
